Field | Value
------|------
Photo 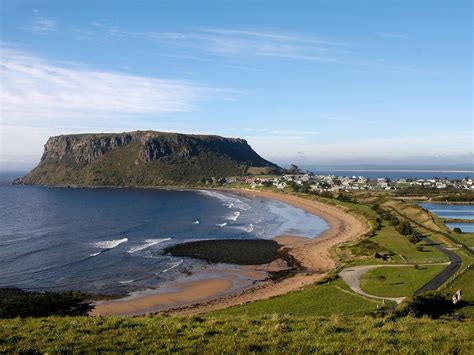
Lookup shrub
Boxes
[395,292,454,319]
[396,220,413,236]
[408,232,422,244]
[0,288,93,318]
[453,227,462,234]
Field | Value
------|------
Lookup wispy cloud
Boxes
[107,27,357,64]
[23,17,57,34]
[0,45,224,127]
[378,32,410,40]
[104,27,439,74]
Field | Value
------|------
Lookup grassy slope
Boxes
[0,315,472,353]
[372,224,448,263]
[213,279,388,317]
[451,231,474,247]
[360,265,446,297]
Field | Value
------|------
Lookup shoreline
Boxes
[92,189,369,316]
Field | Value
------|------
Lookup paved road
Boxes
[414,237,462,294]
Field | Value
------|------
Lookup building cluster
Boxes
[238,174,474,192]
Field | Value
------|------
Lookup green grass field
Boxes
[0,315,472,353]
[360,265,446,298]
[371,225,448,263]
[213,279,390,317]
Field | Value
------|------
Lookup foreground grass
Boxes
[0,314,472,353]
[360,265,446,298]
[213,279,389,317]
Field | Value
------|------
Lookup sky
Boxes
[0,0,473,170]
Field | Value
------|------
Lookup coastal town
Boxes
[237,173,474,192]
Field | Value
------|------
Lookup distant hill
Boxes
[19,131,281,186]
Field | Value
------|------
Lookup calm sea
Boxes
[0,172,328,294]
[420,203,474,233]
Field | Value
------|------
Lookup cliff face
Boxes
[22,131,280,186]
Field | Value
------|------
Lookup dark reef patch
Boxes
[164,239,284,265]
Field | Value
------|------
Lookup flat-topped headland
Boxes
[17,130,282,187]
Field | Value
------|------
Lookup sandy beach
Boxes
[92,190,369,316]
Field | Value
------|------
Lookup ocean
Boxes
[0,172,328,295]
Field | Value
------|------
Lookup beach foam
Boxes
[231,224,254,233]
[92,238,128,249]
[198,190,251,211]
[162,259,184,273]
[127,238,171,254]
[119,280,134,284]
[226,211,241,221]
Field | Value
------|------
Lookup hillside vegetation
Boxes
[1,315,472,353]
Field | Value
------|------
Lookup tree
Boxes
[396,220,413,236]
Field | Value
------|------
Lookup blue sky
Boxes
[0,0,472,169]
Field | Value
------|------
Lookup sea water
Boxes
[0,172,328,294]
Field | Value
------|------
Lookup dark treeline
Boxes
[0,288,93,318]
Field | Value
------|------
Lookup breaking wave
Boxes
[127,238,171,254]
[231,224,254,233]
[216,222,228,228]
[198,190,251,211]
[92,238,128,249]
[119,280,134,284]
[226,211,241,221]
[162,259,184,273]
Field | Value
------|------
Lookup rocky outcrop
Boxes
[21,130,281,186]
[41,134,135,165]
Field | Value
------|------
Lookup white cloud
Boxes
[0,45,221,127]
[108,27,356,64]
[23,17,57,34]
